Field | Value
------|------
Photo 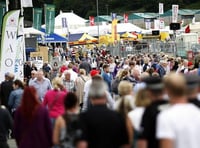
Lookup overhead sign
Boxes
[172,5,179,23]
[159,3,164,15]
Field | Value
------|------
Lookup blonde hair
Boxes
[118,81,133,96]
[52,77,63,90]
[135,89,151,107]
[79,69,86,75]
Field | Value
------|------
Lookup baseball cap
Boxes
[90,70,100,77]
[188,61,193,67]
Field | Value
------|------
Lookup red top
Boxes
[43,90,67,118]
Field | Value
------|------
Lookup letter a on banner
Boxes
[0,10,20,82]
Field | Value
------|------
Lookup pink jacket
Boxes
[43,90,67,118]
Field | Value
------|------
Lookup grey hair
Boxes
[88,80,108,99]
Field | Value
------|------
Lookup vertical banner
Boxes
[20,0,33,7]
[0,2,6,30]
[145,21,151,30]
[61,17,68,35]
[0,10,20,81]
[111,19,118,43]
[172,5,179,23]
[15,17,25,80]
[89,16,94,26]
[124,13,128,23]
[111,13,117,43]
[45,4,55,35]
[111,13,117,20]
[154,19,160,29]
[159,19,165,29]
[33,8,42,30]
[159,3,164,15]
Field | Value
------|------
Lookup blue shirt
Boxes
[30,77,53,101]
[8,88,24,109]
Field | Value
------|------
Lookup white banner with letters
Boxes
[0,10,20,82]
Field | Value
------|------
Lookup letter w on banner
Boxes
[0,10,20,82]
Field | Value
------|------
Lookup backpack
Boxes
[60,113,83,148]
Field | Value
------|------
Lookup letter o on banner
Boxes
[5,58,13,67]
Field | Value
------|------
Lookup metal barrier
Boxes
[108,41,200,58]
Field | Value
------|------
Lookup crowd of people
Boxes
[1,49,200,148]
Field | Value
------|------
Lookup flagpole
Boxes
[96,0,100,45]
[6,0,9,12]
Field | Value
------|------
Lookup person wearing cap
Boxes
[188,61,194,71]
[137,76,167,148]
[79,79,130,148]
[156,72,200,148]
[185,74,200,108]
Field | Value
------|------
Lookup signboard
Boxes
[154,19,160,30]
[160,19,165,29]
[30,52,44,70]
[159,3,164,15]
[172,5,179,23]
[145,21,151,30]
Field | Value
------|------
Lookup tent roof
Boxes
[161,9,200,17]
[94,15,124,22]
[24,27,45,36]
[37,28,67,43]
[68,33,98,45]
[42,11,87,31]
[68,33,97,42]
[129,13,159,20]
[68,33,84,42]
[72,23,144,36]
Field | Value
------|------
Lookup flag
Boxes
[192,17,195,24]
[0,10,20,81]
[20,0,33,8]
[185,25,190,33]
[124,14,128,23]
[45,4,55,35]
[15,17,25,80]
[33,8,42,30]
[159,3,164,15]
[111,13,117,20]
[61,17,69,35]
[89,16,94,26]
[111,19,118,43]
[6,0,9,11]
[0,2,6,29]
